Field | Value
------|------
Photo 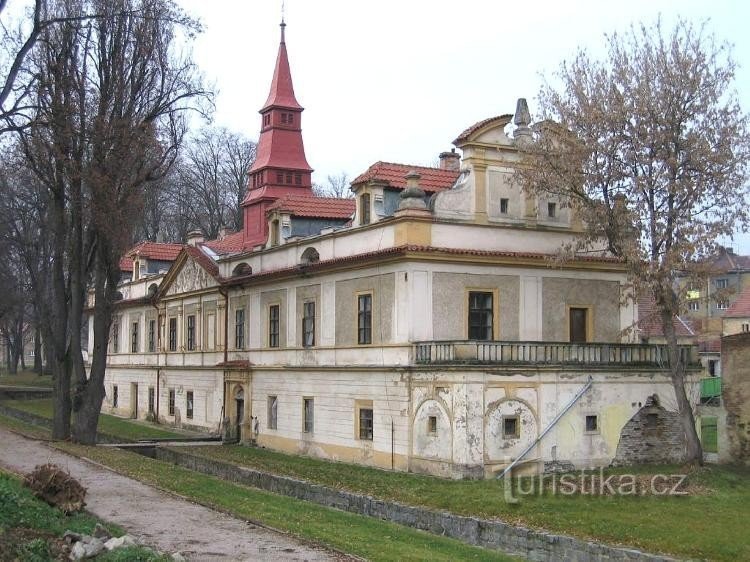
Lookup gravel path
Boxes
[0,426,341,561]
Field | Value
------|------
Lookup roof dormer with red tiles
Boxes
[242,20,313,249]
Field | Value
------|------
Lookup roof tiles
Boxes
[351,161,459,193]
[126,241,184,262]
[267,194,355,219]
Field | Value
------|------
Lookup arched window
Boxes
[147,283,158,297]
[300,247,320,265]
[232,262,252,277]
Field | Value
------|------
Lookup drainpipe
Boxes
[497,376,593,480]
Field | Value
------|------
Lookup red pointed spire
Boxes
[261,21,302,111]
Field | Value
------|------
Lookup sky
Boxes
[173,0,750,251]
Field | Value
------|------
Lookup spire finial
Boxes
[280,1,286,43]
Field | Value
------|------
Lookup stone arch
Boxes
[300,247,320,265]
[484,397,538,462]
[412,398,452,461]
[232,262,252,277]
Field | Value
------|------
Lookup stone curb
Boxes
[155,447,680,562]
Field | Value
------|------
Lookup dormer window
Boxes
[271,219,280,246]
[361,193,371,225]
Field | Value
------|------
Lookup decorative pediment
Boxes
[158,250,221,298]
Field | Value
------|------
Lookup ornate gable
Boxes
[160,252,220,298]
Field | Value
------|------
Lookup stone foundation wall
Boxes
[721,333,750,463]
[612,396,686,466]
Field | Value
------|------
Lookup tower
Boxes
[242,19,314,247]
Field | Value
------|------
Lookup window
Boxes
[716,278,729,289]
[585,414,598,432]
[645,412,659,428]
[303,398,314,433]
[112,319,119,353]
[131,321,139,353]
[468,291,493,340]
[276,172,284,184]
[281,112,288,124]
[295,173,302,185]
[271,219,280,246]
[743,323,750,333]
[148,387,155,414]
[269,304,280,348]
[235,308,245,349]
[268,396,278,429]
[503,416,519,439]
[134,261,140,280]
[717,300,729,310]
[186,315,196,351]
[688,300,700,311]
[569,307,589,343]
[286,173,292,184]
[168,388,175,416]
[547,202,557,218]
[186,391,194,419]
[112,385,118,408]
[357,293,372,345]
[360,193,371,225]
[303,301,315,347]
[359,407,374,440]
[500,198,509,214]
[708,359,718,376]
[148,319,156,352]
[427,415,437,435]
[168,318,177,351]
[263,113,270,127]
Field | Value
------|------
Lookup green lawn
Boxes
[1,398,189,441]
[0,370,53,387]
[53,442,517,562]
[178,444,750,561]
[0,470,166,561]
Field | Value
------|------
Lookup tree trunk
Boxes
[660,307,703,464]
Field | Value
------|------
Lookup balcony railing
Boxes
[414,340,699,368]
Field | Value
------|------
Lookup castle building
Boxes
[92,22,700,478]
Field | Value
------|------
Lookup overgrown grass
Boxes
[0,370,53,387]
[54,442,517,562]
[1,398,187,440]
[178,444,750,561]
[0,472,166,561]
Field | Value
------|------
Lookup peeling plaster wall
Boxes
[541,278,621,341]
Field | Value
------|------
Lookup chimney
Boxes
[218,226,230,241]
[186,229,204,247]
[439,148,460,171]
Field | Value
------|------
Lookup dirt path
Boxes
[0,427,341,561]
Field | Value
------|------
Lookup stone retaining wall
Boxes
[156,448,677,562]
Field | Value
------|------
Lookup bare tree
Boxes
[20,0,211,442]
[517,19,750,464]
[313,171,352,198]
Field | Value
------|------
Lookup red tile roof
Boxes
[119,257,134,272]
[260,30,302,112]
[266,194,355,219]
[724,285,750,317]
[637,294,696,338]
[203,231,246,255]
[453,114,513,144]
[184,245,220,279]
[126,241,184,262]
[351,162,459,193]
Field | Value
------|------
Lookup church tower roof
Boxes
[260,20,302,112]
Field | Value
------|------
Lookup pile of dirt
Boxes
[0,527,68,562]
[23,463,86,513]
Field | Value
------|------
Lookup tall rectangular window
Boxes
[359,407,373,440]
[500,198,509,214]
[569,307,589,343]
[168,318,177,351]
[235,309,245,349]
[186,391,194,419]
[168,388,175,416]
[131,321,139,353]
[361,193,371,225]
[148,319,156,352]
[269,304,280,348]
[716,278,729,289]
[358,294,372,345]
[112,318,119,353]
[186,314,196,351]
[303,398,314,433]
[112,385,118,408]
[303,301,315,347]
[547,202,557,218]
[268,396,278,430]
[468,291,493,340]
[148,387,155,414]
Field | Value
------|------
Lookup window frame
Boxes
[499,198,509,214]
[427,415,438,435]
[148,386,155,414]
[303,397,314,433]
[268,395,278,430]
[567,305,593,343]
[360,193,371,225]
[302,301,315,347]
[168,317,177,351]
[716,278,729,289]
[235,308,245,350]
[186,390,194,419]
[358,406,374,440]
[168,388,176,416]
[130,320,139,353]
[186,314,196,351]
[467,289,497,341]
[357,292,373,345]
[584,414,599,433]
[268,304,280,348]
[112,385,118,408]
[502,415,520,439]
[148,319,156,352]
[547,201,557,218]
[112,317,119,353]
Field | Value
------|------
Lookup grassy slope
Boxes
[1,398,186,440]
[0,371,53,387]
[179,444,750,561]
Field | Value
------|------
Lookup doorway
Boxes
[569,307,589,343]
[234,387,244,440]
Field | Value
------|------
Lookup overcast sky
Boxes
[174,1,750,251]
